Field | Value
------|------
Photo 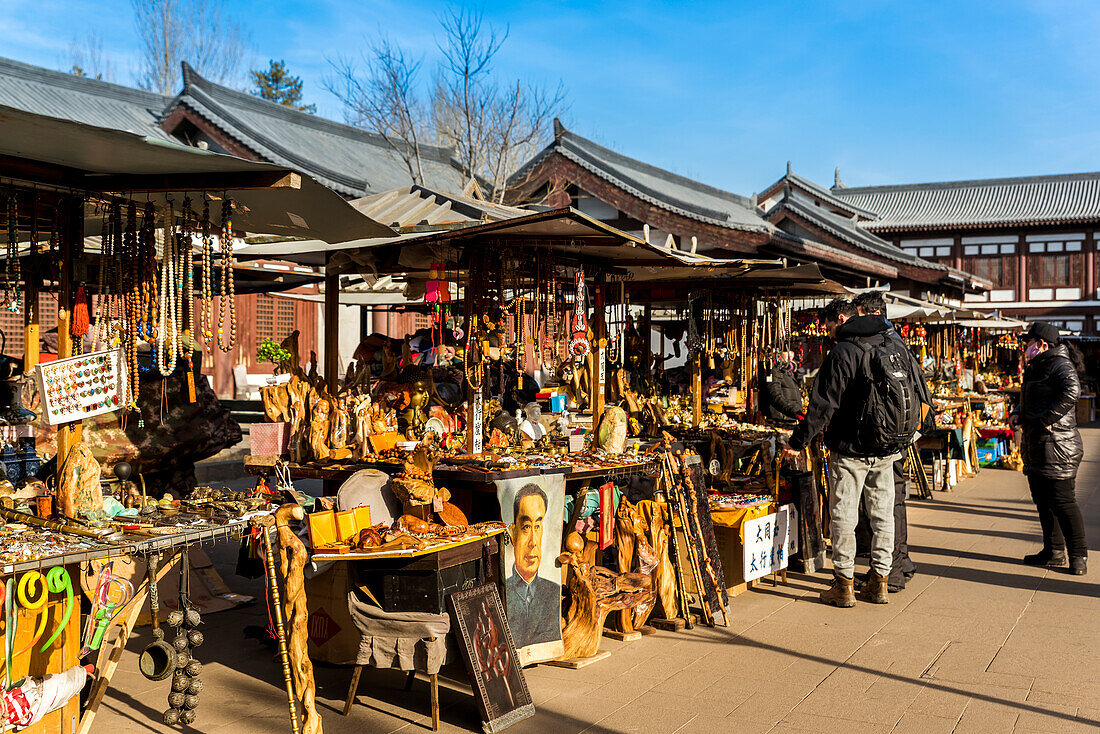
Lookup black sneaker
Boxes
[1069,557,1087,575]
[1023,549,1067,567]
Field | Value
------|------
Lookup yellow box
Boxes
[308,510,338,548]
[335,510,358,542]
[353,505,372,531]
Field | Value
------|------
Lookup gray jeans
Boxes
[829,452,899,578]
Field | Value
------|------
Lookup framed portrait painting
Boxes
[495,474,565,665]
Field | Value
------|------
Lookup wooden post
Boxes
[465,270,483,455]
[643,303,652,375]
[590,276,606,432]
[691,352,703,427]
[56,194,83,467]
[324,255,340,394]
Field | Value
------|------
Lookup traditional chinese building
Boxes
[824,171,1100,334]
[509,122,986,298]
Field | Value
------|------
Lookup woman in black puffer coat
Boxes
[1011,322,1086,575]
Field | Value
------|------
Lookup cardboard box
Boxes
[305,563,361,665]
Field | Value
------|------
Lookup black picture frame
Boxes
[448,584,535,733]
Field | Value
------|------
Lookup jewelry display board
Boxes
[32,348,126,426]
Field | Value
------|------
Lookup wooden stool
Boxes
[342,636,441,731]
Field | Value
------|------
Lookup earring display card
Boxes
[33,348,126,426]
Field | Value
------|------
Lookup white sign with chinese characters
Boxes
[743,504,799,582]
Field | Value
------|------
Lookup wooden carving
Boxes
[352,395,373,460]
[557,550,654,660]
[275,504,322,734]
[609,499,657,631]
[639,501,678,621]
[307,396,331,462]
[58,441,103,518]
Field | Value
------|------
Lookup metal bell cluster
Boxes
[162,607,204,725]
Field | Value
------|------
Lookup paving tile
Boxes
[952,699,1020,733]
[889,711,960,733]
[777,711,892,733]
[586,702,695,734]
[1014,704,1090,734]
[904,684,973,719]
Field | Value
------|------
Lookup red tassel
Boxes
[72,286,90,337]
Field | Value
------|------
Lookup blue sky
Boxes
[4,1,1100,195]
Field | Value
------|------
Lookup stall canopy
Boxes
[236,184,739,273]
[0,104,394,243]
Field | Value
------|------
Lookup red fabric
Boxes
[978,427,1014,441]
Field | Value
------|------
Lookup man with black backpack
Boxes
[851,291,931,593]
[785,299,928,607]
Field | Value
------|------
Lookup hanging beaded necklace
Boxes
[199,201,215,350]
[139,201,159,342]
[4,194,21,311]
[216,198,237,352]
[155,201,179,376]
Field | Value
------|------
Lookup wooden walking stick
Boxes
[253,514,301,734]
[677,452,729,627]
[275,504,323,734]
[657,451,693,628]
[663,452,713,626]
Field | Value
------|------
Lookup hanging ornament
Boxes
[568,267,590,360]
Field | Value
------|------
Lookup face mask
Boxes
[1024,342,1043,361]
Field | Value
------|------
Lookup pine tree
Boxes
[250,60,316,113]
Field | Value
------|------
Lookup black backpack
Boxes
[854,335,922,455]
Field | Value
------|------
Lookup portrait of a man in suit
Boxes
[504,483,561,648]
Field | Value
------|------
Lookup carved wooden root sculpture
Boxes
[558,551,655,660]
[607,499,657,632]
[275,504,323,734]
[639,501,679,621]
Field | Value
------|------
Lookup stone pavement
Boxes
[92,426,1100,734]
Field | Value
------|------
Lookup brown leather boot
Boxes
[859,570,889,604]
[820,573,855,607]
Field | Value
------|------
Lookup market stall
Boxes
[0,105,392,733]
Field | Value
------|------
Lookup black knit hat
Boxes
[1021,321,1061,345]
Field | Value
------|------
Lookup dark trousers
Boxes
[1026,475,1087,558]
[854,458,915,588]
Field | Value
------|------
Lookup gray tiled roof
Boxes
[174,63,468,198]
[512,122,773,233]
[0,56,172,139]
[768,194,990,288]
[771,196,945,270]
[764,171,878,220]
[831,172,1100,231]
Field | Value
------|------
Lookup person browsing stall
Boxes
[1010,322,1087,575]
[851,291,931,593]
[784,298,927,607]
[759,350,804,424]
[505,484,562,645]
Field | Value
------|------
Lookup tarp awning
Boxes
[0,104,394,243]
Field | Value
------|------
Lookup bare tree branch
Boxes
[67,32,115,81]
[132,0,248,94]
[323,8,565,200]
[323,38,429,186]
